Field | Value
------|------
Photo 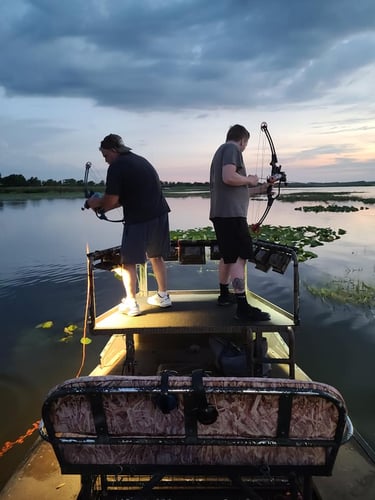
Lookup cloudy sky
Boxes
[1,0,374,183]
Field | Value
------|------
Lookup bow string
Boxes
[81,161,123,223]
[251,122,287,232]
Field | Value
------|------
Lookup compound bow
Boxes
[251,122,287,232]
[81,161,123,223]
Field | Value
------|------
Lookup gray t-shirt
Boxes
[209,142,249,219]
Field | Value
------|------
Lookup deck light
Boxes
[251,243,292,275]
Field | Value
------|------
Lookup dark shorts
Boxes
[211,217,253,264]
[121,213,170,264]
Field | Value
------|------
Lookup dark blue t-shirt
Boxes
[105,152,170,223]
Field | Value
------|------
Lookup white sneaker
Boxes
[118,298,141,316]
[147,293,172,308]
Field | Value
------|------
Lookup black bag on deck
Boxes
[209,335,270,377]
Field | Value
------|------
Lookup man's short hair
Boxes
[226,124,250,142]
[100,134,132,153]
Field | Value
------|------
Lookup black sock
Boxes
[219,283,230,296]
[235,292,248,311]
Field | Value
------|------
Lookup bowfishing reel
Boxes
[81,191,107,221]
[269,167,287,185]
[82,192,102,211]
[80,160,124,223]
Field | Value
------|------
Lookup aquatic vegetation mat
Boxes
[170,225,346,263]
[295,204,367,213]
[306,279,375,307]
[280,191,375,204]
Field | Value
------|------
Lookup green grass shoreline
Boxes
[1,184,375,203]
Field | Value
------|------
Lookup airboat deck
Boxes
[5,240,372,500]
[39,236,352,499]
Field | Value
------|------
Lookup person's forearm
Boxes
[86,193,119,212]
[100,199,121,211]
[248,183,270,197]
[223,171,259,187]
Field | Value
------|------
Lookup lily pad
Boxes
[35,321,54,329]
[63,324,78,335]
[59,336,73,343]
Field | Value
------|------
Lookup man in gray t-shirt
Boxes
[209,124,271,322]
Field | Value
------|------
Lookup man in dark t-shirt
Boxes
[86,134,172,316]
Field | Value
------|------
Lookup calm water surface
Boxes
[0,189,374,489]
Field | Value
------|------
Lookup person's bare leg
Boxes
[147,256,172,308]
[149,256,167,293]
[121,264,138,299]
[119,263,141,316]
[230,257,247,293]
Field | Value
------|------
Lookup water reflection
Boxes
[0,199,27,208]
[0,191,374,490]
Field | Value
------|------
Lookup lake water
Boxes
[0,188,374,489]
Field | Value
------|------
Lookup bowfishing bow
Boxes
[82,161,95,201]
[251,122,287,232]
[81,161,123,223]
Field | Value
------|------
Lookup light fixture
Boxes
[178,240,206,265]
[251,241,293,275]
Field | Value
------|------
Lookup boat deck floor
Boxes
[92,290,295,335]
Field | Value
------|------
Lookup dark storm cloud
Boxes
[1,0,375,111]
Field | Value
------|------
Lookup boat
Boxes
[1,239,375,499]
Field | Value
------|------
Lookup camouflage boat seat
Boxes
[40,371,352,499]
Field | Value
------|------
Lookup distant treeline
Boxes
[0,173,208,191]
[0,173,374,189]
[0,173,104,188]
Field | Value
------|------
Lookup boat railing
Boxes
[85,239,300,379]
[86,238,300,325]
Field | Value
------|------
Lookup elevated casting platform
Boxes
[86,241,299,378]
[93,290,295,334]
